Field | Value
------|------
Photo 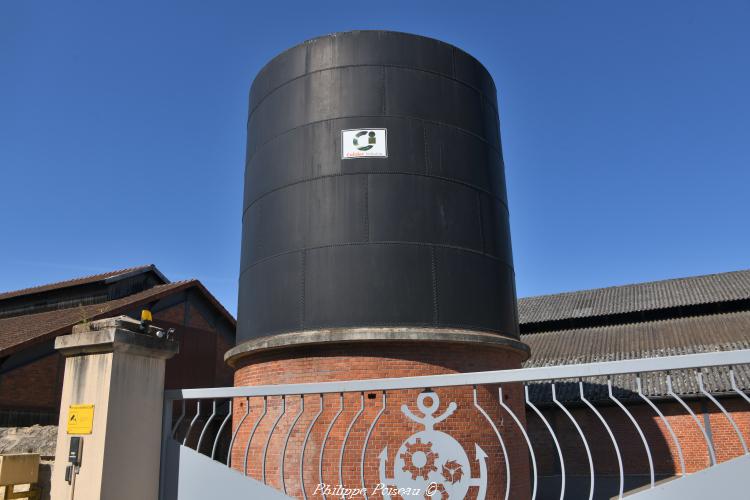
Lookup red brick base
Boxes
[528,398,750,478]
[230,341,529,499]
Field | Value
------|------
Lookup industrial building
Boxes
[519,269,750,496]
[8,29,749,500]
[0,265,235,426]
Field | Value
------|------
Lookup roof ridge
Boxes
[519,268,750,302]
[152,279,196,287]
[518,268,750,326]
[0,264,158,300]
[521,308,750,337]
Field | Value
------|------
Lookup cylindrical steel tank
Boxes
[237,30,518,343]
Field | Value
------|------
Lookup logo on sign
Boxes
[342,129,387,158]
[67,404,95,435]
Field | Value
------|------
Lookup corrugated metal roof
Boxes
[0,265,161,301]
[518,269,750,325]
[522,310,750,401]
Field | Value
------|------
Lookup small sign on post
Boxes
[67,404,94,435]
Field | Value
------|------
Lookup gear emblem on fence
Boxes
[441,460,464,484]
[378,392,488,499]
[400,438,439,480]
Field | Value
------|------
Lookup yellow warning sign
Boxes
[67,404,94,435]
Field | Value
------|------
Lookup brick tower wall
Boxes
[229,342,529,499]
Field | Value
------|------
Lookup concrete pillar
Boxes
[50,316,178,500]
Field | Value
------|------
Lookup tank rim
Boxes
[225,326,529,367]
[250,29,496,93]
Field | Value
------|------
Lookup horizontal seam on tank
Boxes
[245,114,502,166]
[240,171,510,220]
[248,63,499,122]
[238,241,515,277]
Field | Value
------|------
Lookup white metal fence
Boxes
[160,349,750,500]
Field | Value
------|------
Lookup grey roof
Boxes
[522,310,750,402]
[518,269,750,325]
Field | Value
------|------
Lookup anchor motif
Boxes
[379,392,488,499]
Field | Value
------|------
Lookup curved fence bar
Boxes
[526,384,565,500]
[227,397,250,466]
[320,393,344,500]
[580,381,624,500]
[244,396,267,476]
[301,394,324,500]
[361,392,386,500]
[262,396,286,484]
[666,373,716,466]
[339,392,364,498]
[552,383,594,500]
[281,396,304,495]
[183,400,201,446]
[697,372,748,454]
[196,400,217,455]
[498,386,538,500]
[636,375,685,476]
[212,401,232,460]
[161,349,750,500]
[171,399,185,439]
[730,368,750,405]
[473,385,511,500]
[608,378,655,488]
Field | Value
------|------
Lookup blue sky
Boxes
[1,1,748,315]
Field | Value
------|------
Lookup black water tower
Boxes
[237,31,518,344]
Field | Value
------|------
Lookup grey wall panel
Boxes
[237,31,519,343]
[303,244,435,329]
[161,441,293,500]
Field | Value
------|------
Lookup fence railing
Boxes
[162,349,750,500]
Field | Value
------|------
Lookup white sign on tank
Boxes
[341,129,388,159]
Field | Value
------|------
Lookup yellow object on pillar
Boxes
[140,309,152,322]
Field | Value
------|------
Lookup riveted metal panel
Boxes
[303,244,435,329]
[247,66,386,158]
[243,117,508,210]
[241,174,367,268]
[238,31,518,342]
[367,174,483,252]
[249,31,496,114]
[433,247,518,335]
[238,252,302,336]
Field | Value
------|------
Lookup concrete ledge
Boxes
[56,316,179,359]
[225,327,529,367]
